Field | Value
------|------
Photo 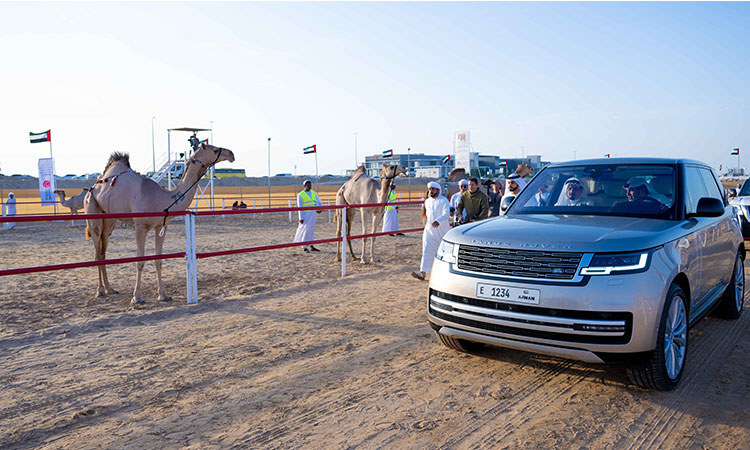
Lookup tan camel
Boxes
[54,188,90,226]
[514,163,534,178]
[335,163,406,263]
[84,143,235,304]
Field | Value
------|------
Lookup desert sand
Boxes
[0,205,749,449]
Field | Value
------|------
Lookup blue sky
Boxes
[1,2,749,177]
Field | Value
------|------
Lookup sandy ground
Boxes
[0,207,749,449]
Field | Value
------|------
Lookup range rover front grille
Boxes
[428,289,633,345]
[457,245,583,280]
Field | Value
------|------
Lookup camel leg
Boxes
[100,219,119,295]
[85,198,113,298]
[92,227,107,298]
[370,209,384,263]
[347,208,357,260]
[359,208,368,264]
[131,224,148,305]
[154,226,171,302]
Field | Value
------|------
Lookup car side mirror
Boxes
[728,188,738,198]
[501,195,515,212]
[695,197,725,217]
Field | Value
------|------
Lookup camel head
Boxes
[187,143,235,173]
[515,163,533,178]
[380,163,407,180]
[53,189,64,195]
[447,168,466,182]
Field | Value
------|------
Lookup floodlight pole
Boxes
[209,121,214,210]
[268,137,271,205]
[354,132,359,167]
[151,116,156,173]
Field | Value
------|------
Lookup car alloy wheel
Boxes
[663,293,687,381]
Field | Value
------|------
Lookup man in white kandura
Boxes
[382,184,402,236]
[5,192,17,230]
[450,178,468,223]
[294,180,323,253]
[412,181,451,281]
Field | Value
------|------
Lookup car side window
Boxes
[698,168,724,203]
[684,166,708,216]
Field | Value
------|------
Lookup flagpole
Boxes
[407,147,411,200]
[315,150,319,189]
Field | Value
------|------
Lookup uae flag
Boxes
[731,148,740,155]
[442,155,451,163]
[30,130,51,144]
[303,144,316,154]
[382,149,393,157]
[200,138,209,145]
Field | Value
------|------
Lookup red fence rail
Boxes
[0,200,426,297]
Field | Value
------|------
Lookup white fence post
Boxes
[253,199,256,219]
[327,199,331,223]
[2,202,6,231]
[288,199,292,222]
[184,213,198,304]
[341,205,347,277]
[221,198,225,219]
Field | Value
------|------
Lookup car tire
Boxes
[716,251,744,320]
[435,331,484,353]
[627,284,688,391]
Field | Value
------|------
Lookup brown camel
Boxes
[335,163,406,263]
[54,188,90,226]
[84,143,235,304]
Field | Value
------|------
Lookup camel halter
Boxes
[160,148,223,234]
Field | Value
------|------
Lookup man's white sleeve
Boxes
[434,198,451,224]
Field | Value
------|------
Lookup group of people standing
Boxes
[411,174,528,281]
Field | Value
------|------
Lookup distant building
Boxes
[360,153,453,178]
[359,152,549,179]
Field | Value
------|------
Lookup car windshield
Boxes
[737,180,750,197]
[506,164,677,220]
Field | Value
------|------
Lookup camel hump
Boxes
[103,152,131,173]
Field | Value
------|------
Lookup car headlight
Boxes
[580,251,650,276]
[436,240,457,264]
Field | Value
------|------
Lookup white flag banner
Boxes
[454,131,471,172]
[38,158,57,205]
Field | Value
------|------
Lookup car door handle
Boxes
[678,239,690,250]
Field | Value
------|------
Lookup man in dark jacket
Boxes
[456,177,489,223]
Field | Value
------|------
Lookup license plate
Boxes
[476,283,540,305]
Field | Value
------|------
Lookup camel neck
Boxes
[378,177,393,202]
[172,161,208,209]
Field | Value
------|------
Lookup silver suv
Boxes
[428,158,744,390]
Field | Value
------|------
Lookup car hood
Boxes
[444,214,689,253]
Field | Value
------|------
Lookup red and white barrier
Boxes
[0,200,424,304]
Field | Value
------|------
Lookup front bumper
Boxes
[427,253,673,363]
